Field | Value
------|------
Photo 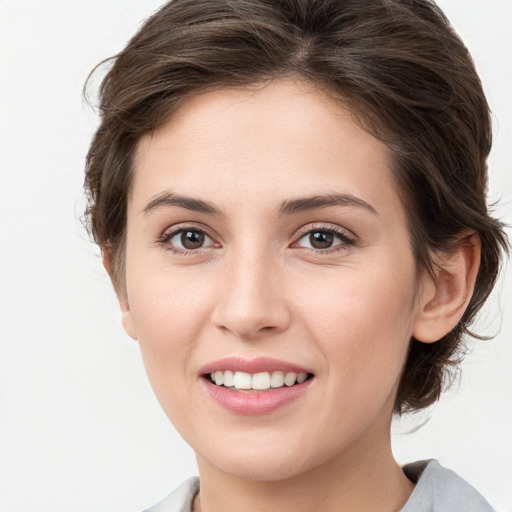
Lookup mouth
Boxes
[203,370,313,393]
[199,357,315,414]
[205,370,313,392]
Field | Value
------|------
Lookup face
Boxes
[121,79,428,481]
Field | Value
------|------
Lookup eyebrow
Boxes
[142,191,378,217]
[142,192,223,216]
[279,194,378,216]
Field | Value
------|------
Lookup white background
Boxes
[0,1,511,511]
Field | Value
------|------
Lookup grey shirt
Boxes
[144,460,494,511]
[401,460,494,511]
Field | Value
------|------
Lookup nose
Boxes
[211,245,292,340]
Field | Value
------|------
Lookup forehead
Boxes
[131,79,401,219]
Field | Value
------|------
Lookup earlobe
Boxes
[102,249,138,341]
[413,233,481,343]
[120,302,138,341]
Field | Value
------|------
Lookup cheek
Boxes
[293,262,417,387]
[126,268,215,398]
[128,260,214,336]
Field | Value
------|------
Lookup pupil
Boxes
[310,231,333,249]
[181,230,205,249]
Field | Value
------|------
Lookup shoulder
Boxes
[142,477,199,512]
[401,460,495,512]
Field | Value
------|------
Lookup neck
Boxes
[194,424,414,512]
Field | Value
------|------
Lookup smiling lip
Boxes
[199,357,313,415]
[199,356,311,375]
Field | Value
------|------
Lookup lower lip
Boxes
[201,377,313,416]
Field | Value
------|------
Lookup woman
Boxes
[84,0,508,510]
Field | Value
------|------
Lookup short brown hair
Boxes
[84,0,508,413]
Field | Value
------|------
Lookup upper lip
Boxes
[199,356,312,376]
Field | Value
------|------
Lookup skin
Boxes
[113,79,480,512]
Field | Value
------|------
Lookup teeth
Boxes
[297,372,308,384]
[233,371,252,389]
[223,370,234,387]
[284,372,297,386]
[214,371,224,386]
[209,370,309,390]
[270,370,284,388]
[252,372,271,390]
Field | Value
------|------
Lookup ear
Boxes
[413,233,481,343]
[102,249,138,340]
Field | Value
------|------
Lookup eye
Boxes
[161,228,217,252]
[294,228,354,251]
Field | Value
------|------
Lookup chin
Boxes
[196,437,325,483]
[214,456,305,482]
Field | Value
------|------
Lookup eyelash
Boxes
[157,224,356,255]
[292,224,356,253]
[157,225,218,255]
